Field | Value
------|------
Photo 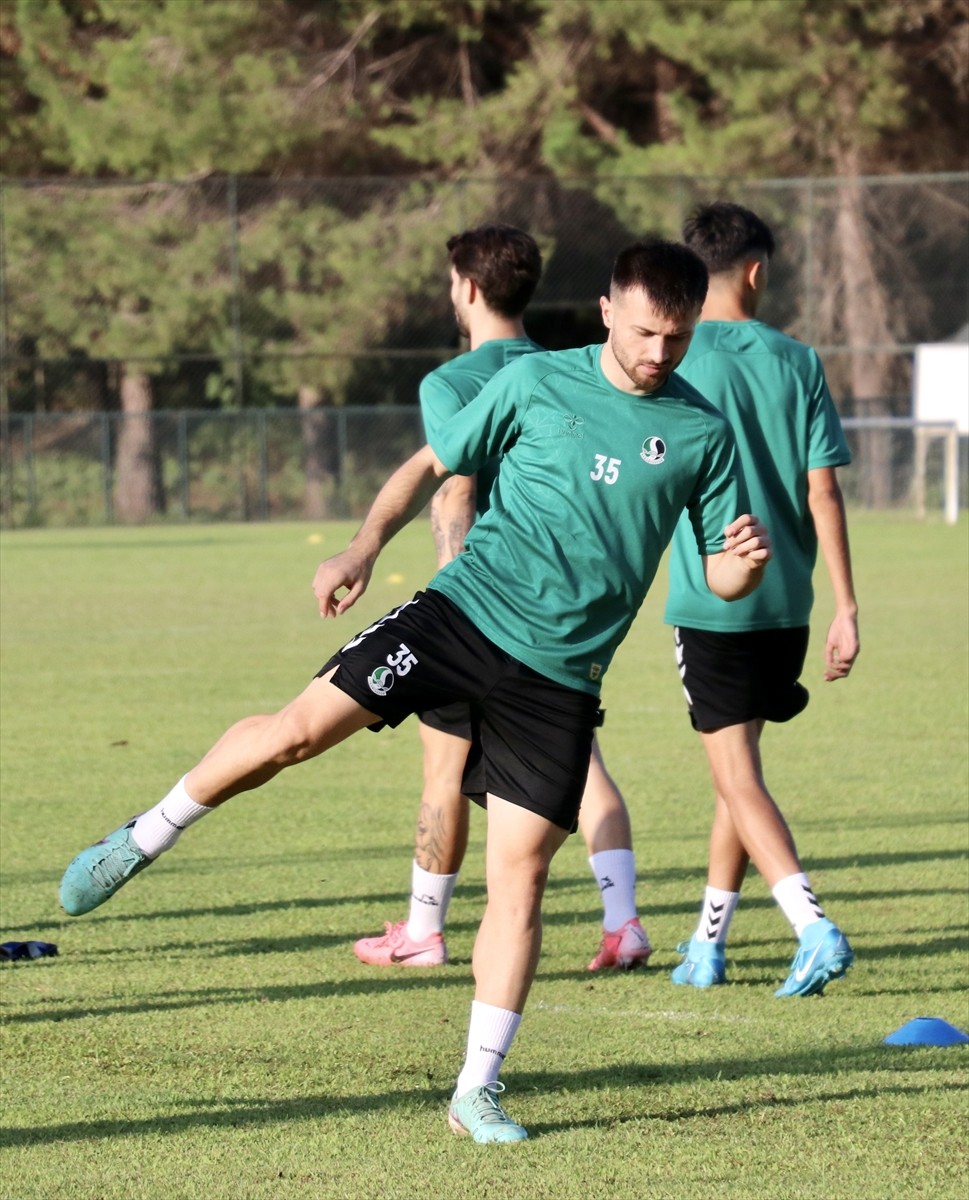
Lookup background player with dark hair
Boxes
[669,201,859,996]
[354,224,651,974]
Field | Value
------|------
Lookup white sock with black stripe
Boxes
[695,886,740,944]
[771,872,825,938]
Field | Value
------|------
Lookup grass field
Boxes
[1,513,967,1200]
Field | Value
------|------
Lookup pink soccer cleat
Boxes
[587,917,653,971]
[353,919,448,967]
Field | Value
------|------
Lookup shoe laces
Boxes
[378,920,408,947]
[89,840,141,889]
[467,1082,513,1124]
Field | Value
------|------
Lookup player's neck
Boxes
[467,313,528,351]
[700,295,757,323]
[700,273,760,323]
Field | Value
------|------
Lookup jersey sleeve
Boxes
[683,413,751,556]
[419,373,463,444]
[805,350,851,469]
[427,360,529,476]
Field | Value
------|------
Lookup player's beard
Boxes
[610,335,673,394]
[452,306,470,339]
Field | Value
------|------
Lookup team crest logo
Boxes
[367,666,395,697]
[640,436,666,465]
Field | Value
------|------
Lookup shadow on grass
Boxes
[2,1046,965,1148]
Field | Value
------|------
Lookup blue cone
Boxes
[884,1017,969,1046]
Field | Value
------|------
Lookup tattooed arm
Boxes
[430,473,476,567]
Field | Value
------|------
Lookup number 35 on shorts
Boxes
[386,643,418,675]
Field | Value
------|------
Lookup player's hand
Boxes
[824,612,859,681]
[312,548,374,619]
[723,514,772,566]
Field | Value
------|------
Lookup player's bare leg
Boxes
[579,739,632,853]
[674,718,853,994]
[699,720,800,885]
[354,722,470,967]
[60,671,375,915]
[186,671,378,805]
[415,722,471,873]
[580,738,652,970]
[470,795,566,1013]
[448,795,566,1142]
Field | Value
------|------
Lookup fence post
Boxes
[102,412,112,523]
[945,425,959,525]
[228,175,244,409]
[337,407,348,514]
[178,410,189,518]
[25,413,35,520]
[257,408,268,520]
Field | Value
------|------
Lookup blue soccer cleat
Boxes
[59,819,153,916]
[775,918,854,998]
[671,936,727,988]
[448,1083,528,1144]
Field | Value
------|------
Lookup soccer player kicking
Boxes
[667,202,859,996]
[354,224,650,976]
[60,239,771,1143]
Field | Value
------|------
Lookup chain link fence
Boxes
[1,408,964,528]
[1,173,967,526]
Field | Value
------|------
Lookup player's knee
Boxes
[266,706,325,766]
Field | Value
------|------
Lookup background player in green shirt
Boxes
[668,202,860,997]
[353,224,651,975]
[59,239,771,1143]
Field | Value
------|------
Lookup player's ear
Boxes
[747,257,768,293]
[599,295,613,329]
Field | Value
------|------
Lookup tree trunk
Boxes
[114,366,163,522]
[299,384,339,519]
[835,172,896,508]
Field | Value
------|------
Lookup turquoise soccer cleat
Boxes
[448,1083,528,1144]
[775,918,854,997]
[670,936,727,988]
[59,819,153,916]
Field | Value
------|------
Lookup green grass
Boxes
[1,513,967,1200]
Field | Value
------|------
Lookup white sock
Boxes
[694,886,740,944]
[406,861,458,940]
[771,872,825,938]
[131,777,210,857]
[454,1000,522,1096]
[588,849,638,931]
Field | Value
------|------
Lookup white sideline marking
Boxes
[532,1000,751,1024]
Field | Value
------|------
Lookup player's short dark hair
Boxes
[610,238,708,317]
[683,202,776,275]
[446,224,542,317]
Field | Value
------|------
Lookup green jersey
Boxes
[666,320,850,632]
[427,343,748,695]
[419,337,543,519]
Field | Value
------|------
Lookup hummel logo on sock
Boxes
[704,901,724,940]
[802,885,824,920]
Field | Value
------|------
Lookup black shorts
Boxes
[419,701,473,741]
[317,590,602,831]
[417,701,484,803]
[673,625,810,732]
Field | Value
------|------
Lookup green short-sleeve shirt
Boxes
[419,338,543,518]
[427,344,748,694]
[666,320,850,632]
